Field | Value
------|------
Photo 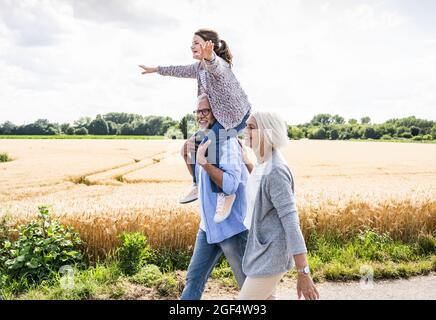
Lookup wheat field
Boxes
[1,139,435,259]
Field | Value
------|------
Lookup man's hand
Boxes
[181,135,197,158]
[297,274,320,300]
[197,140,212,166]
[199,41,214,61]
[139,65,157,74]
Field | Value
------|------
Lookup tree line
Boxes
[288,114,436,141]
[0,113,184,138]
[0,113,435,141]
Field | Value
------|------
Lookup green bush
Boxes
[1,206,84,286]
[416,235,436,255]
[381,134,392,140]
[0,153,11,162]
[400,132,413,139]
[155,273,183,298]
[130,264,162,287]
[65,127,75,135]
[148,248,192,272]
[422,134,433,141]
[116,232,151,276]
[288,126,304,140]
[308,127,326,139]
[431,125,436,140]
[164,126,183,139]
[75,127,88,135]
[412,135,423,141]
[328,128,339,140]
[0,215,12,276]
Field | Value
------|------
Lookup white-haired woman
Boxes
[238,112,319,300]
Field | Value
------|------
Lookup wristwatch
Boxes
[297,266,310,275]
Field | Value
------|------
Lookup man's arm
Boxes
[201,163,224,189]
[197,139,242,195]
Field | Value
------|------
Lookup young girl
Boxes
[139,28,251,223]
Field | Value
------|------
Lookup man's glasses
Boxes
[193,109,211,117]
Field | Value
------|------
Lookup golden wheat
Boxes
[1,139,435,259]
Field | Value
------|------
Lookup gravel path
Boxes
[202,273,436,300]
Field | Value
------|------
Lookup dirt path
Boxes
[202,273,436,300]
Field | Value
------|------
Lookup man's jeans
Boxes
[180,229,248,300]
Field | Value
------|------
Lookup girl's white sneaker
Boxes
[214,193,236,223]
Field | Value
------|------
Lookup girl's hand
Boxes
[297,274,320,300]
[199,40,214,61]
[139,65,157,74]
[197,140,212,166]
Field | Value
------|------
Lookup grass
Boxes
[0,152,12,162]
[211,231,436,287]
[1,229,434,299]
[0,135,165,140]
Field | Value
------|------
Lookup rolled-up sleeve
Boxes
[220,139,242,195]
[157,63,198,78]
[267,167,307,255]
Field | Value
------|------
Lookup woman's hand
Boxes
[199,40,214,61]
[297,274,320,300]
[196,139,212,166]
[237,138,254,173]
[139,65,157,74]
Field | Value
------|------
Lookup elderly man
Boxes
[180,94,248,300]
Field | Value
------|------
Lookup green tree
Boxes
[332,114,345,125]
[363,126,382,139]
[106,121,119,135]
[88,115,109,135]
[120,123,134,135]
[361,116,371,124]
[66,127,75,135]
[310,114,332,126]
[165,126,184,139]
[103,112,143,124]
[75,127,88,135]
[348,118,358,125]
[60,123,71,134]
[145,116,165,135]
[431,125,436,140]
[288,126,304,140]
[329,127,339,140]
[73,117,92,129]
[308,127,326,139]
[179,113,197,139]
[396,126,409,136]
[410,126,420,136]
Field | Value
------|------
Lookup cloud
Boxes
[0,0,72,47]
[72,0,179,32]
[340,3,409,31]
[0,0,435,126]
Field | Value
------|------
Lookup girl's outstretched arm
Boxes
[139,65,158,74]
[154,63,199,79]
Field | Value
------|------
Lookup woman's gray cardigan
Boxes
[242,151,307,277]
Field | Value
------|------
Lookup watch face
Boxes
[303,266,310,274]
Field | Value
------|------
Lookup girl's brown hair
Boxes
[194,29,233,67]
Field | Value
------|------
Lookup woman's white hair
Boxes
[251,111,289,150]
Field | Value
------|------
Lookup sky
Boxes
[0,0,435,126]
